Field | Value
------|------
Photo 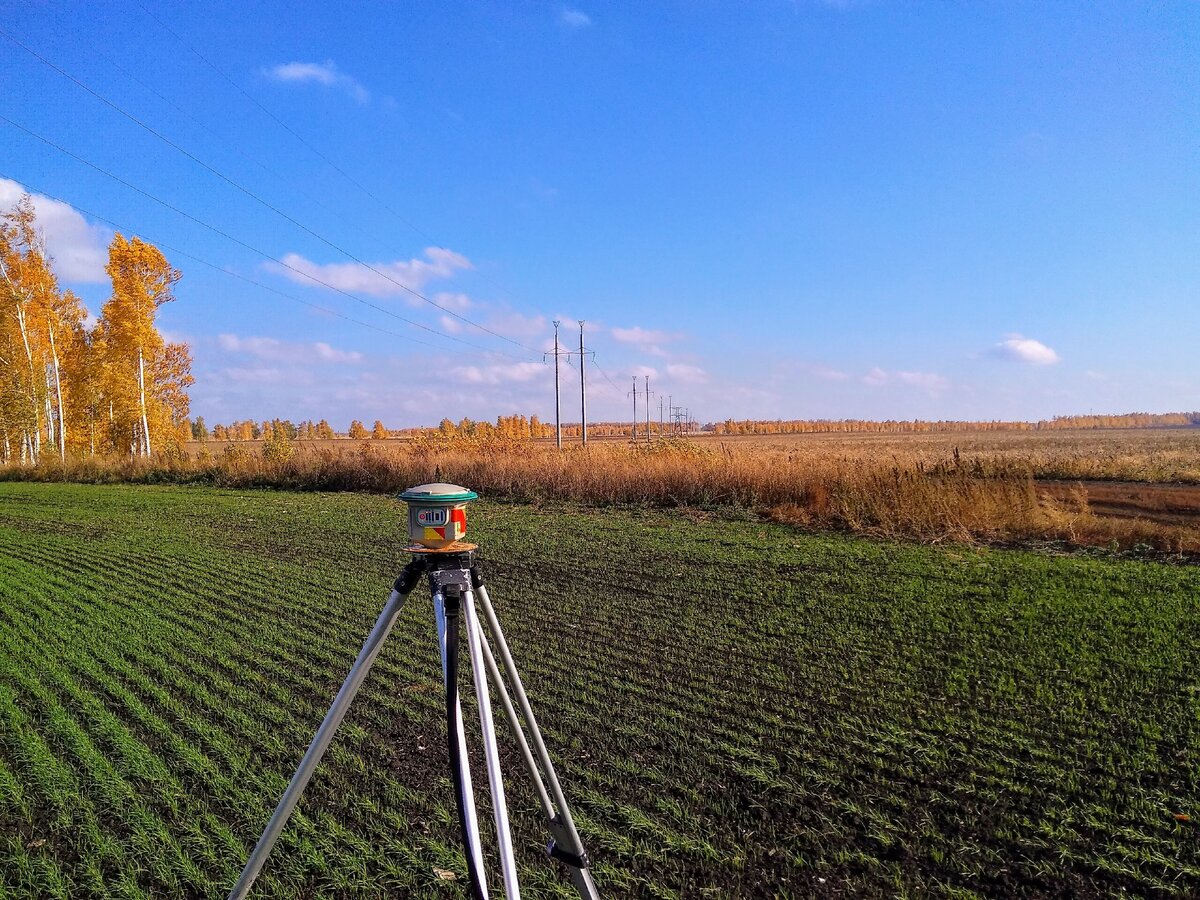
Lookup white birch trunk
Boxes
[44,382,53,448]
[138,347,151,457]
[1,260,39,463]
[48,323,65,457]
[16,305,39,462]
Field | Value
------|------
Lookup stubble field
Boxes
[0,482,1197,897]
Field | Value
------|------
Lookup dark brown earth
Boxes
[1038,479,1200,528]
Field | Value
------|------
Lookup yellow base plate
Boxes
[404,542,478,554]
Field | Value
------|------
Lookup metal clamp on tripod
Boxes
[228,484,599,900]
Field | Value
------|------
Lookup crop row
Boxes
[0,483,1196,897]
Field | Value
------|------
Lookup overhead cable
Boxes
[2,176,446,351]
[0,114,520,360]
[0,27,539,354]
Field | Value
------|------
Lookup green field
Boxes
[0,483,1196,898]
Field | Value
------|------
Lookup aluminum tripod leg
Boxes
[464,588,521,899]
[228,562,423,900]
[433,588,489,895]
[474,578,600,900]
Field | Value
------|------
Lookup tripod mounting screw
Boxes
[398,482,479,549]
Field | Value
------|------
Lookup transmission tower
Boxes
[628,377,638,440]
[643,375,654,443]
[543,321,568,449]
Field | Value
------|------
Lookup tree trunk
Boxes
[138,346,151,457]
[48,323,66,457]
[14,304,40,462]
[44,385,54,449]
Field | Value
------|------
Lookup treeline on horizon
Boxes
[197,414,689,442]
[709,412,1200,435]
[0,195,192,464]
[192,410,1200,442]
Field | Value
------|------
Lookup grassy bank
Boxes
[0,483,1197,897]
[3,438,1198,552]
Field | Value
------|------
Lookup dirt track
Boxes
[1038,480,1200,528]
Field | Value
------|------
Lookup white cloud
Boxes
[218,333,363,365]
[267,247,472,298]
[862,367,889,387]
[667,364,707,383]
[450,362,545,385]
[895,370,949,391]
[435,295,473,334]
[219,367,288,384]
[612,325,680,358]
[612,325,678,346]
[264,60,369,104]
[861,367,948,392]
[631,365,658,378]
[313,341,364,364]
[219,334,280,355]
[992,334,1060,366]
[433,291,472,311]
[560,8,592,27]
[487,310,547,339]
[808,364,850,381]
[0,178,111,283]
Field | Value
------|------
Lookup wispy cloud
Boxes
[486,310,547,339]
[862,367,948,392]
[218,333,363,365]
[807,364,850,381]
[991,334,1060,366]
[0,178,111,283]
[267,247,472,299]
[667,363,707,383]
[560,8,592,28]
[433,291,472,311]
[264,60,370,104]
[450,362,546,385]
[612,325,681,358]
[612,326,677,345]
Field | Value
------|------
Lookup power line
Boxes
[74,33,397,263]
[3,176,446,351]
[0,27,539,355]
[132,0,447,253]
[589,359,630,399]
[0,114,515,359]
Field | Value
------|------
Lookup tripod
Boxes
[228,547,599,900]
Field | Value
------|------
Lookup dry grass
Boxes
[696,428,1200,483]
[5,431,1200,554]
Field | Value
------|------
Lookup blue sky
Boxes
[1,1,1196,426]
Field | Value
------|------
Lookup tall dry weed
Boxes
[4,436,1198,552]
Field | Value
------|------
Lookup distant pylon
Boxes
[552,321,562,448]
[644,375,653,443]
[629,377,638,440]
[579,321,588,447]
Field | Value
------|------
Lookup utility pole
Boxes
[668,395,674,435]
[629,376,638,440]
[659,396,664,437]
[548,320,562,449]
[644,375,652,443]
[578,321,588,447]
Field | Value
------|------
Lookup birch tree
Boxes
[100,233,190,457]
